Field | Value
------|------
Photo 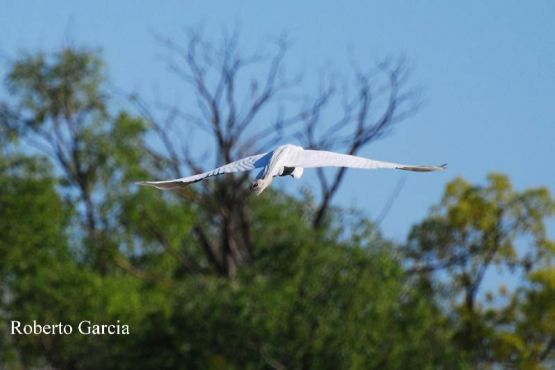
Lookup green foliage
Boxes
[6,48,106,124]
[408,174,555,367]
[4,47,154,272]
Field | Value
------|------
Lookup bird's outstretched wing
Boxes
[137,152,271,190]
[290,150,447,172]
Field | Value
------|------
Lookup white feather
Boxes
[137,144,446,192]
[288,149,447,172]
[137,152,271,190]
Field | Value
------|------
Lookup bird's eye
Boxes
[252,183,258,188]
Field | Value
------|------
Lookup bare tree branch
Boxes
[303,59,419,229]
[140,29,419,276]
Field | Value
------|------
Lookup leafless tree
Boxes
[294,59,420,228]
[136,29,420,277]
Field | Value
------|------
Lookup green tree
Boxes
[3,48,151,273]
[112,192,466,370]
[407,174,555,368]
[0,152,70,367]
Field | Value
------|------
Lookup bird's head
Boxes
[249,178,271,195]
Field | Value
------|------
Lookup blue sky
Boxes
[1,0,554,242]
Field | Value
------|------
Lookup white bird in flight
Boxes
[138,144,446,195]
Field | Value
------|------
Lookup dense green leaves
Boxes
[408,174,555,368]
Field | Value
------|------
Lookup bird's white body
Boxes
[252,144,305,193]
[138,144,446,195]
